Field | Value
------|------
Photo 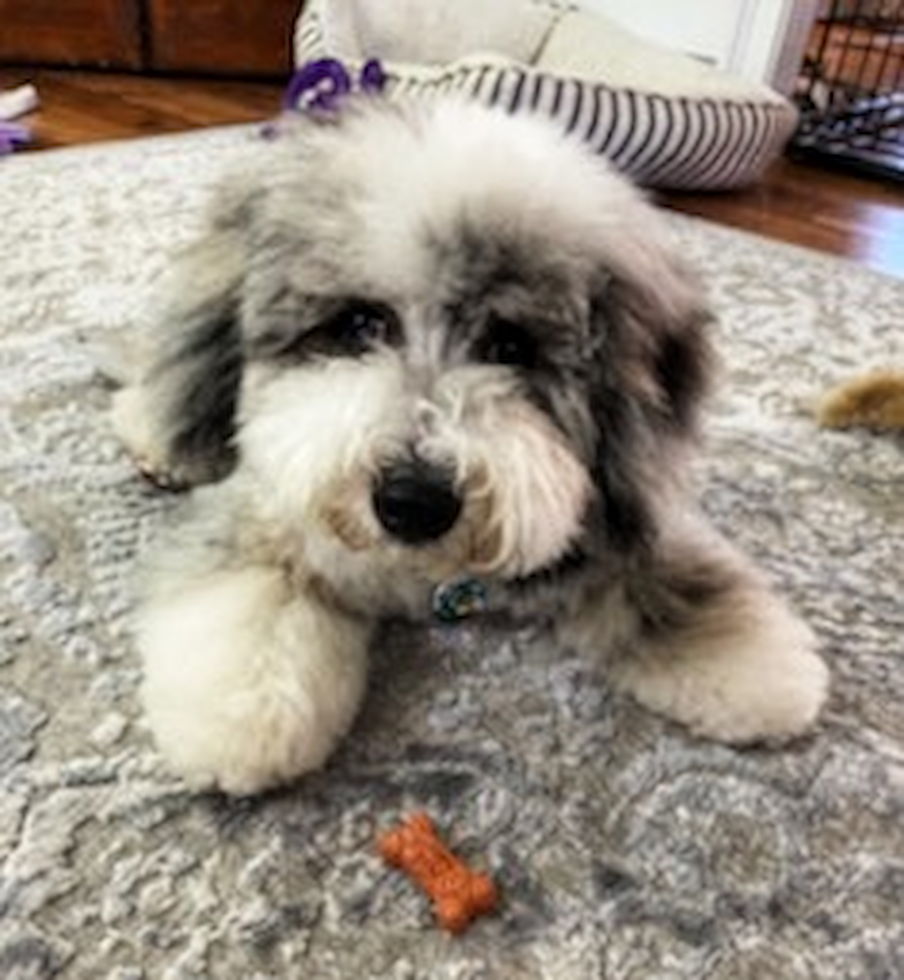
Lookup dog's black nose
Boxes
[372,461,462,545]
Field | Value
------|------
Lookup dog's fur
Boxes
[114,98,829,795]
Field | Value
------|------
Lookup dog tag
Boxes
[432,578,488,623]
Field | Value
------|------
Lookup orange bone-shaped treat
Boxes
[378,811,499,933]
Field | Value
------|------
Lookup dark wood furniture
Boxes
[0,0,302,75]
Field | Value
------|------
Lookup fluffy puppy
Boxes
[114,98,829,794]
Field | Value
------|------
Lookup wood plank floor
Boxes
[3,68,904,278]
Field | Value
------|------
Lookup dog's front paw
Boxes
[144,673,355,795]
[138,567,370,795]
[616,608,829,744]
[146,693,346,796]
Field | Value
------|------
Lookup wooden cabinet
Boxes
[0,0,303,76]
[148,0,301,75]
[0,0,143,69]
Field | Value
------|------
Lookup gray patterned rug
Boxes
[0,126,902,980]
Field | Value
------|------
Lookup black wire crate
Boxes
[792,0,904,181]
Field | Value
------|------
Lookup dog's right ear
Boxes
[120,184,258,487]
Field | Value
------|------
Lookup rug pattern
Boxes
[0,128,902,979]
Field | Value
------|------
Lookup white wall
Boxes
[579,0,748,67]
[577,0,813,89]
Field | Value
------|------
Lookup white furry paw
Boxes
[139,567,370,795]
[616,610,830,745]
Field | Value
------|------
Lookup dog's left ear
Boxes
[586,230,714,548]
[600,226,714,433]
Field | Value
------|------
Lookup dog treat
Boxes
[378,811,498,934]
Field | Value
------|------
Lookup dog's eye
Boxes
[322,301,400,355]
[480,317,538,369]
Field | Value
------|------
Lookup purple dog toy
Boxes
[262,58,387,139]
[0,122,30,156]
[283,57,387,113]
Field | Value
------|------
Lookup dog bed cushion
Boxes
[294,0,797,191]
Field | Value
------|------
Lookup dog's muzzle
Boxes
[372,459,462,545]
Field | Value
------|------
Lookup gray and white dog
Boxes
[114,97,829,795]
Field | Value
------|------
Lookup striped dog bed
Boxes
[294,0,798,191]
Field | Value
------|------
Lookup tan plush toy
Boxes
[817,371,904,433]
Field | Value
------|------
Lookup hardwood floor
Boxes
[659,158,904,280]
[3,68,904,278]
[1,69,282,146]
